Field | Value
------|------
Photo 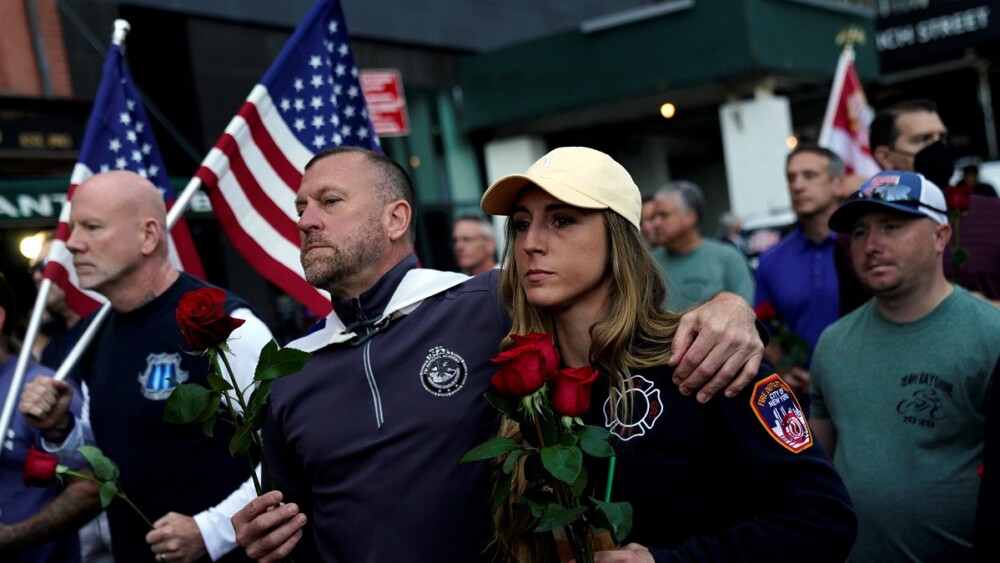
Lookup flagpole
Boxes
[0,20,135,460]
[168,176,203,230]
[53,304,112,382]
[818,45,852,147]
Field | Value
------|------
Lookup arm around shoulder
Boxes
[669,291,764,402]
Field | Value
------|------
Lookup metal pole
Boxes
[977,62,999,160]
[54,304,111,382]
[168,176,203,230]
[25,0,53,95]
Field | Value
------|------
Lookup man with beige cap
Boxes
[232,146,766,562]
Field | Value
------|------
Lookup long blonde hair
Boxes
[492,209,682,561]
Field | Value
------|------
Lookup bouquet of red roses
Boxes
[461,333,631,563]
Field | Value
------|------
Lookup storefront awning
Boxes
[0,177,214,227]
[459,0,878,131]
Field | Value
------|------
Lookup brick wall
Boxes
[0,0,72,97]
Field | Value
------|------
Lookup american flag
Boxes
[863,173,901,195]
[46,37,205,317]
[195,0,380,316]
[818,48,880,178]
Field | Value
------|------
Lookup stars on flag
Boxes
[271,12,373,151]
[87,91,172,190]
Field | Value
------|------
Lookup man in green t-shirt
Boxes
[810,170,1000,561]
[647,180,754,311]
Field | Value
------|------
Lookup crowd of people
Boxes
[0,96,997,563]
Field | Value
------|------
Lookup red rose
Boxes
[945,184,973,213]
[490,345,548,397]
[754,301,776,323]
[23,445,59,487]
[176,288,246,351]
[550,366,600,417]
[509,333,561,376]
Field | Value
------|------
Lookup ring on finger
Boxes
[159,554,166,562]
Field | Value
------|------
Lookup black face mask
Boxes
[913,139,956,188]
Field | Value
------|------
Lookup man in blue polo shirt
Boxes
[754,145,845,398]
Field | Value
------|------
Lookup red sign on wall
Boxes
[360,69,410,137]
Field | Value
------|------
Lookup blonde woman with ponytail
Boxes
[481,147,857,562]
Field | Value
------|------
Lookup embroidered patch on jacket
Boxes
[137,353,188,401]
[603,374,663,441]
[420,346,467,396]
[750,374,812,453]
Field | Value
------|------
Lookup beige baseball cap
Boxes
[480,147,642,229]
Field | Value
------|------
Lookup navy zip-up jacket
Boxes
[264,256,509,561]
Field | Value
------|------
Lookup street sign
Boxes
[361,69,410,137]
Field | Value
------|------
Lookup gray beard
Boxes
[301,230,384,296]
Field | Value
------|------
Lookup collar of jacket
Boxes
[291,257,470,353]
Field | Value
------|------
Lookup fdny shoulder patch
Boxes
[750,374,812,453]
[420,346,467,397]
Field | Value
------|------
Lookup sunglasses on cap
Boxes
[847,181,947,216]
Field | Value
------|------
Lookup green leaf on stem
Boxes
[254,340,310,381]
[485,390,520,419]
[78,445,119,481]
[524,497,545,517]
[229,423,254,457]
[572,466,588,498]
[541,445,583,485]
[524,455,545,482]
[537,410,559,447]
[575,425,615,458]
[98,480,118,508]
[492,471,512,514]
[206,369,233,392]
[592,498,633,544]
[953,246,971,269]
[246,380,274,430]
[558,431,579,447]
[164,384,217,424]
[460,437,522,462]
[502,448,528,475]
[533,503,588,532]
[201,413,218,437]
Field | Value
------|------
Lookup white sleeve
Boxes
[193,467,261,560]
[195,309,272,559]
[40,381,94,456]
[218,308,273,414]
[39,415,86,452]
